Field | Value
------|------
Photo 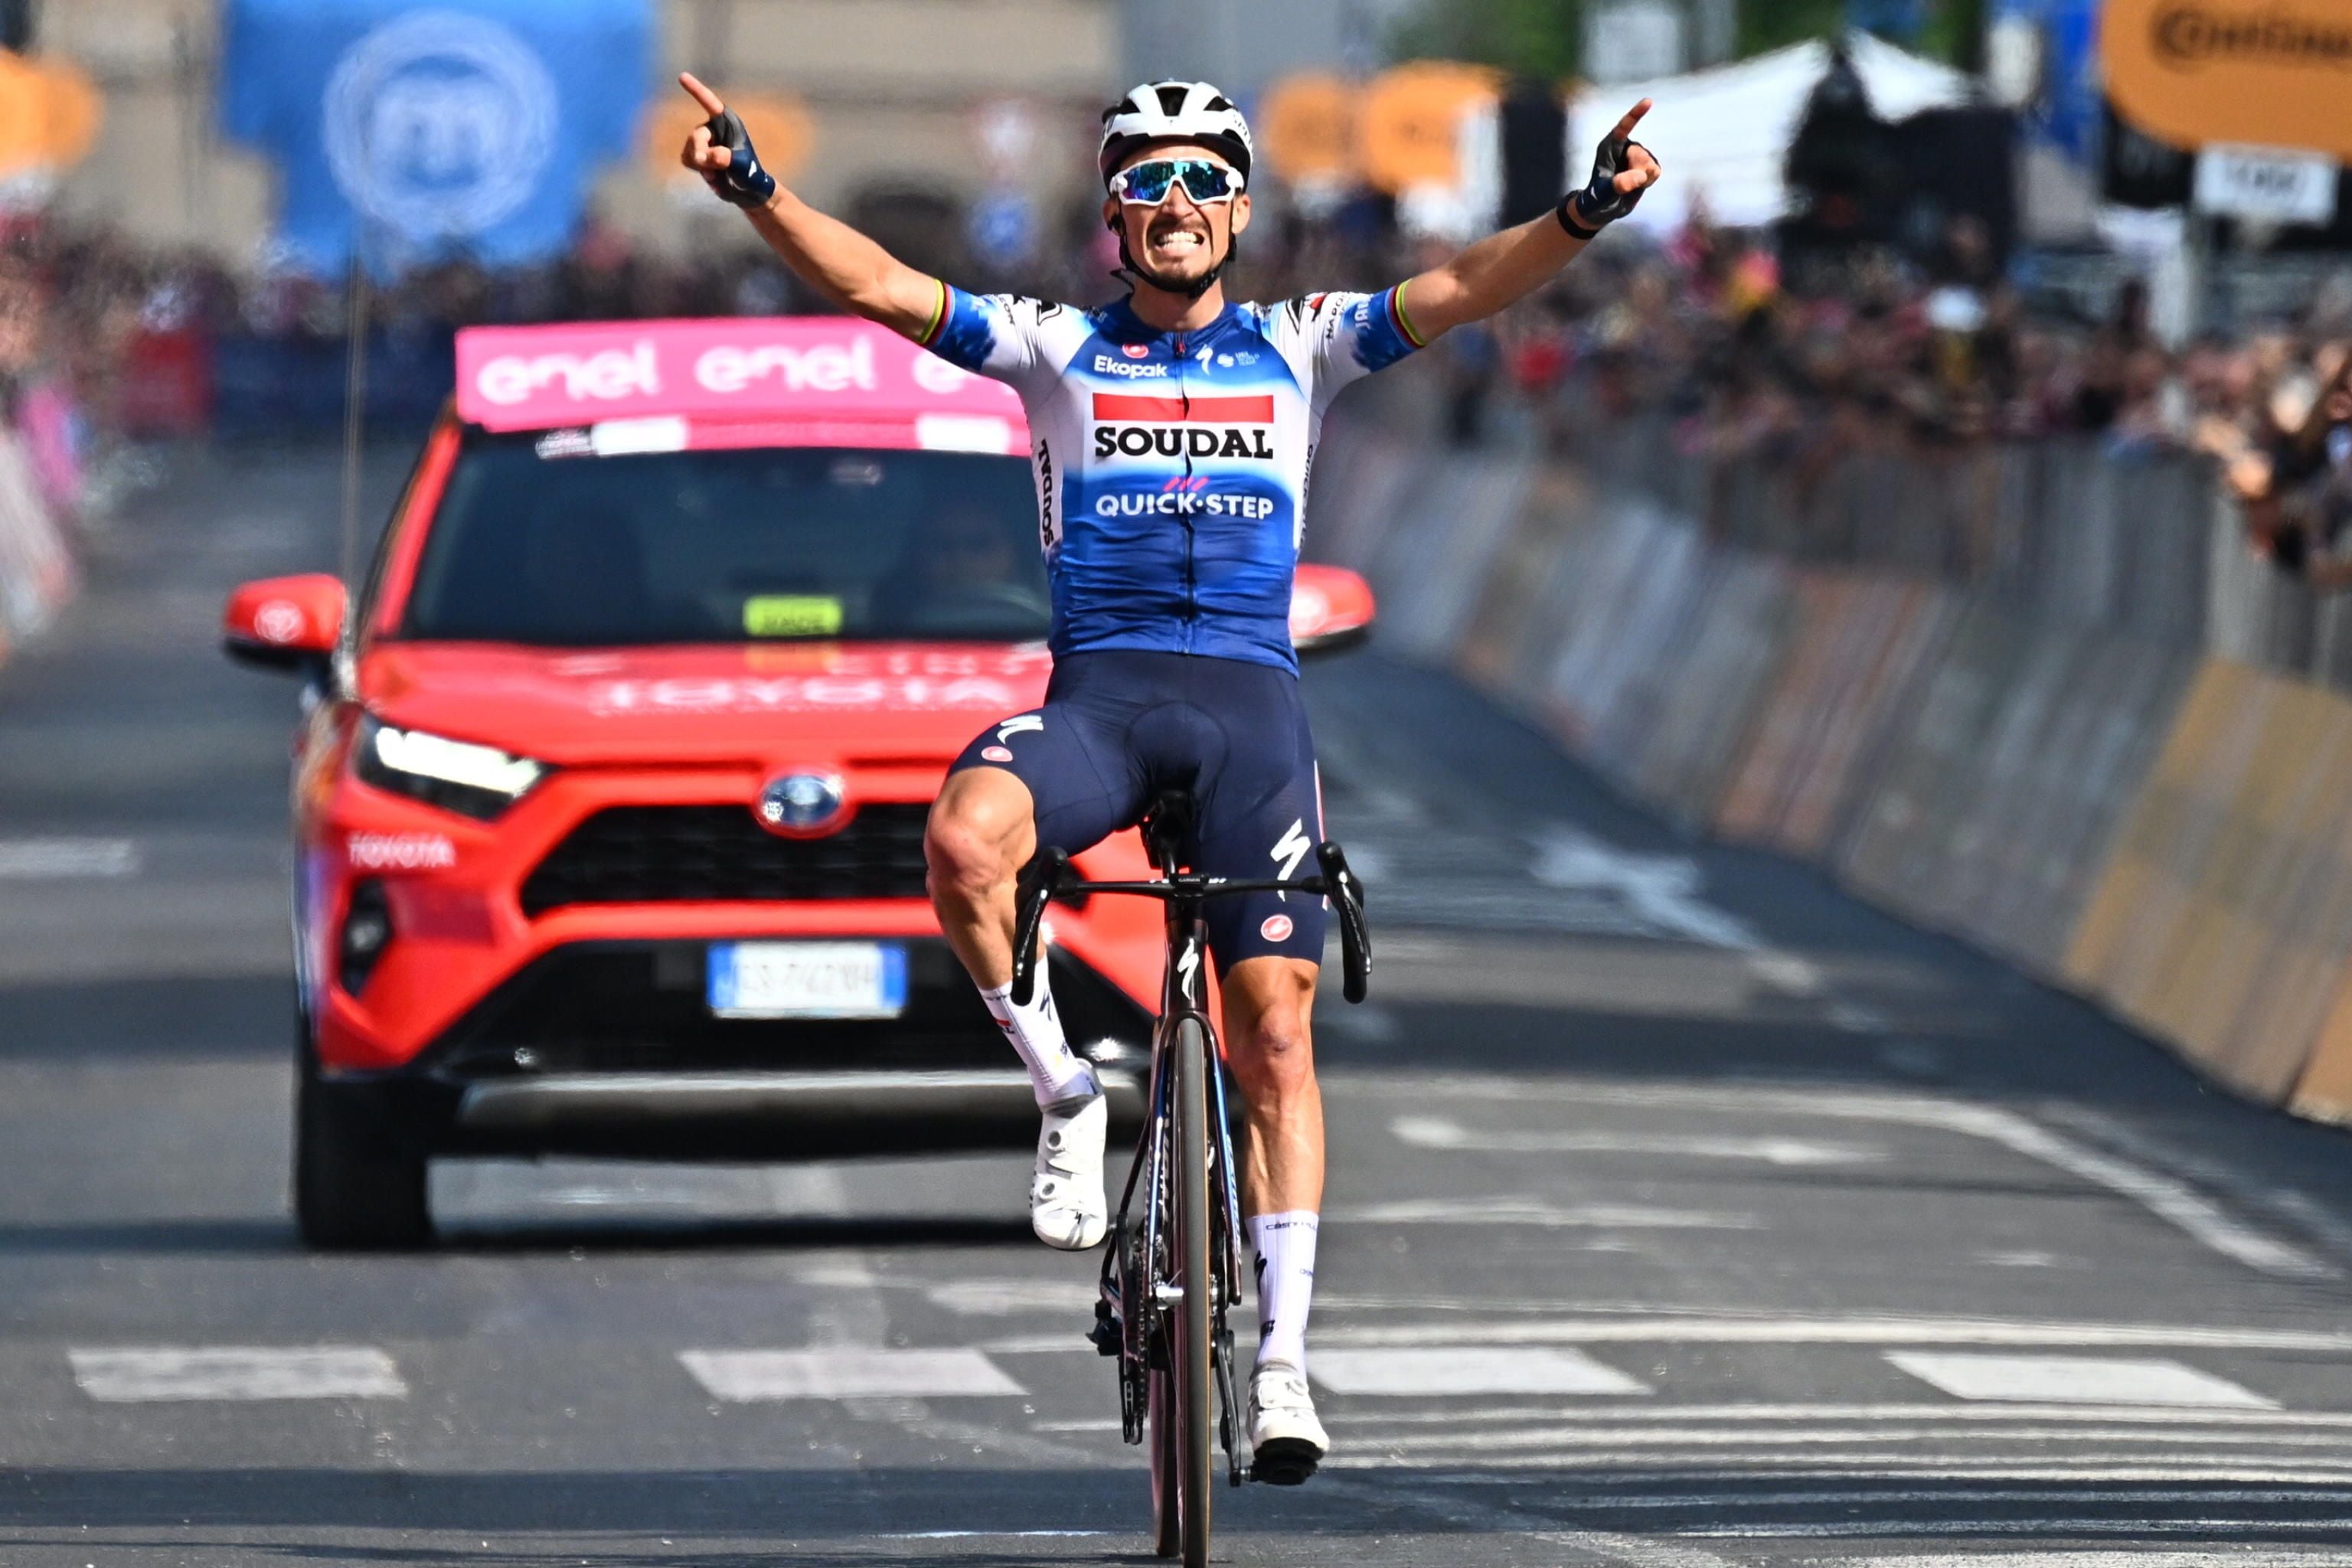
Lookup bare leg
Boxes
[1223,953,1330,1472]
[927,766,1104,1249]
[924,766,1038,985]
[1221,956,1324,1217]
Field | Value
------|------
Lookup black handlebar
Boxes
[1008,846,1070,1007]
[1008,840,1372,1007]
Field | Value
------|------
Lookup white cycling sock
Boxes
[979,975,1096,1107]
[1250,1210,1319,1375]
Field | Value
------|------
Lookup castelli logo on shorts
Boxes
[982,745,1014,763]
[1121,342,1151,358]
[1260,914,1294,942]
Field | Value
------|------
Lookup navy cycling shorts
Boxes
[949,649,1325,975]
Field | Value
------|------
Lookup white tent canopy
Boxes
[1568,30,1977,234]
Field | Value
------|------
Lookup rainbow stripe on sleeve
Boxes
[917,278,950,348]
[1387,283,1429,350]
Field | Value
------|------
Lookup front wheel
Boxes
[1146,1017,1217,1566]
[293,1033,431,1250]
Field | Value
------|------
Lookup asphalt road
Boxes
[7,445,2352,1566]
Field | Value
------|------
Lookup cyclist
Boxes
[680,73,1658,1480]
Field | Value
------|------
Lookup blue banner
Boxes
[220,0,651,274]
[1990,0,2102,163]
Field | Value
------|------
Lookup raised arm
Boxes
[1395,99,1661,346]
[678,74,946,342]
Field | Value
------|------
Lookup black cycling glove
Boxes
[1558,129,1655,240]
[702,107,777,208]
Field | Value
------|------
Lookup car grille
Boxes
[521,803,931,915]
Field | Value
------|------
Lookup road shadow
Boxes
[437,1213,1037,1253]
[0,973,293,1060]
[2,1463,2345,1552]
[0,1217,296,1256]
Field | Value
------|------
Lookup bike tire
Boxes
[1148,1359,1181,1557]
[1172,1016,1217,1568]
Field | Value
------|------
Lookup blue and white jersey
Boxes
[917,286,1426,673]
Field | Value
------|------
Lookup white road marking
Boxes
[0,838,139,879]
[1745,950,1824,995]
[1392,1457,2352,1485]
[1814,1555,2352,1567]
[884,1531,1112,1539]
[1328,1197,1759,1230]
[1316,1001,1403,1043]
[1335,1423,2352,1455]
[1885,1351,2278,1410]
[1331,1454,2352,1480]
[1684,1518,2352,1539]
[1390,1115,1881,1166]
[1825,1001,1891,1034]
[1315,1347,1649,1397]
[1530,825,1761,949]
[1326,1401,2352,1429]
[680,1348,1025,1402]
[1336,1074,2336,1280]
[1292,1315,2352,1353]
[69,1347,405,1402]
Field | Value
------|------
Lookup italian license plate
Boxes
[707,941,908,1020]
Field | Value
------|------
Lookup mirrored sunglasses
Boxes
[1110,158,1245,206]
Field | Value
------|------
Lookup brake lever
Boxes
[1315,841,1372,1004]
[1010,846,1069,1007]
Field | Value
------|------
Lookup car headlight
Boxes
[354,716,547,820]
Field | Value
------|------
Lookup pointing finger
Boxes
[1610,97,1653,140]
[678,71,727,117]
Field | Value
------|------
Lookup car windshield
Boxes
[400,436,1050,645]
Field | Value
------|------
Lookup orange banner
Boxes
[1259,74,1357,188]
[0,51,103,182]
[645,90,813,191]
[2102,0,2352,159]
[1357,61,1500,194]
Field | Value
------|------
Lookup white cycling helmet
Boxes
[1098,80,1254,187]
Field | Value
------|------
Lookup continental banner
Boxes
[2102,0,2352,159]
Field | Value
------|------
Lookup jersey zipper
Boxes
[1174,331,1196,653]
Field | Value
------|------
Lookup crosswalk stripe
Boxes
[679,1348,1025,1401]
[1324,1402,2352,1428]
[1886,1352,2278,1410]
[68,1347,405,1402]
[1315,1346,1648,1396]
[1328,1455,2352,1479]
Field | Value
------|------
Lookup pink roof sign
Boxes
[452,318,1025,452]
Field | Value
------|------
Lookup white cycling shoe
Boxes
[1030,1086,1107,1251]
[1247,1361,1329,1485]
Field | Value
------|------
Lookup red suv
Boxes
[224,318,1373,1248]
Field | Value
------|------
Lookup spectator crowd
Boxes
[9,188,2352,590]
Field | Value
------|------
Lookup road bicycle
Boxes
[1011,791,1370,1567]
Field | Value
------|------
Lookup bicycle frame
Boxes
[1010,799,1370,1549]
[1097,822,1251,1479]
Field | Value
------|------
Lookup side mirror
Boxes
[224,573,347,673]
[1291,564,1376,658]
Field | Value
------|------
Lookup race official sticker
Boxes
[1259,913,1295,942]
[981,745,1014,763]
